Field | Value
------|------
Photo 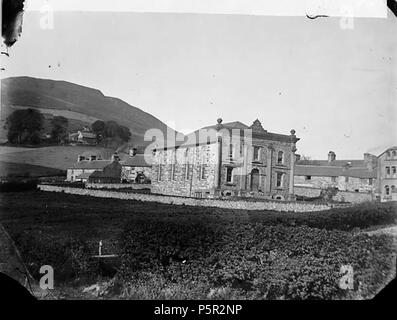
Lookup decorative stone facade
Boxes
[151,119,299,200]
[38,184,331,212]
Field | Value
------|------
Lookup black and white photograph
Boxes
[0,0,396,310]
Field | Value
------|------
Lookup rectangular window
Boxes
[331,176,337,183]
[170,151,176,180]
[369,178,373,185]
[392,166,396,174]
[345,176,349,183]
[226,167,233,183]
[276,172,284,188]
[157,164,162,181]
[170,163,176,180]
[185,163,190,180]
[229,144,234,160]
[253,146,260,161]
[386,167,390,175]
[305,175,312,180]
[277,151,284,164]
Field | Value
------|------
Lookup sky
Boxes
[1,0,396,159]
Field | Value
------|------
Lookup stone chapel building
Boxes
[151,118,299,200]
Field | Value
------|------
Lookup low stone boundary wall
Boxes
[85,183,151,190]
[295,186,374,204]
[38,185,330,212]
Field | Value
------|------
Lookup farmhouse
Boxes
[377,146,397,202]
[66,149,152,184]
[151,118,299,200]
[294,151,378,200]
[68,128,97,145]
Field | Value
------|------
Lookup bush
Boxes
[118,220,395,299]
[248,201,397,231]
[13,231,99,282]
[0,179,38,192]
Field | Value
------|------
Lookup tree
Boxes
[91,120,105,141]
[117,125,132,142]
[6,108,43,144]
[51,116,68,144]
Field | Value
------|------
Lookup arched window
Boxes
[393,150,397,157]
[385,185,390,195]
[277,151,284,164]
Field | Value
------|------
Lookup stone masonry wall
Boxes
[294,186,373,203]
[38,184,330,212]
[86,183,150,190]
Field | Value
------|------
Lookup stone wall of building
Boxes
[378,148,397,202]
[121,166,152,182]
[294,186,373,203]
[151,133,295,200]
[295,175,376,193]
[67,168,97,182]
[151,143,218,197]
[38,184,331,212]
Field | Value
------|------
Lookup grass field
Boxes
[0,145,114,171]
[0,191,396,299]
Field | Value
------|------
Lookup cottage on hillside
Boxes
[68,128,97,145]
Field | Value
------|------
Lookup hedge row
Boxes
[0,179,38,192]
[247,201,397,231]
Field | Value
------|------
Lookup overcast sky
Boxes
[1,1,396,159]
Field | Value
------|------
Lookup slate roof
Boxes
[154,120,298,151]
[75,172,92,180]
[120,154,152,167]
[295,165,377,178]
[71,160,111,169]
[297,159,365,167]
[80,131,97,139]
[378,146,397,157]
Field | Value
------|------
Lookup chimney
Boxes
[77,155,85,162]
[328,151,336,163]
[111,152,120,162]
[129,148,137,157]
[364,153,377,170]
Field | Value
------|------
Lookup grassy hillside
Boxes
[0,161,64,178]
[1,76,179,145]
[0,145,115,171]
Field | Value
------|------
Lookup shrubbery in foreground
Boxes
[118,221,395,299]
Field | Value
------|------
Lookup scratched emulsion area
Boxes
[2,0,25,48]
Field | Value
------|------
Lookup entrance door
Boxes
[250,169,260,191]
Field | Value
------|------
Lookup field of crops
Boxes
[0,191,396,299]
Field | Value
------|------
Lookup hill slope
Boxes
[1,76,177,145]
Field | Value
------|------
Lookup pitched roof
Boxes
[297,159,365,167]
[295,165,377,178]
[120,154,152,167]
[201,121,250,131]
[71,160,111,169]
[80,132,97,139]
[154,120,298,151]
[378,146,397,157]
[89,161,121,178]
[75,172,92,180]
